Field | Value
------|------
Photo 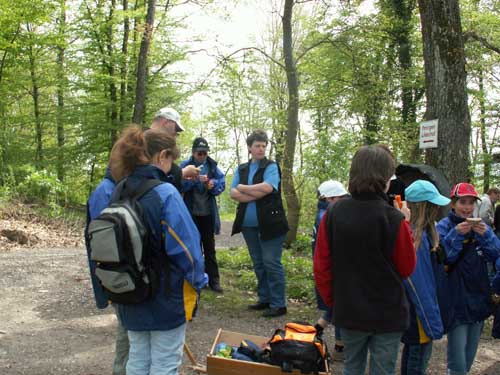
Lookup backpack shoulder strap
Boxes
[129,179,163,200]
[115,178,163,202]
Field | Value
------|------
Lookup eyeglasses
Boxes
[196,151,207,156]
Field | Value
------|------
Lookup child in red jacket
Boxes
[314,145,415,375]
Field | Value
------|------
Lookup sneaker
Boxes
[262,307,287,317]
[247,302,270,311]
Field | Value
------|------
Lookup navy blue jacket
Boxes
[312,200,329,254]
[402,231,444,344]
[179,156,225,234]
[85,168,115,309]
[87,165,207,331]
[436,211,500,329]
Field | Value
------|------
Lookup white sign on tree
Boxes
[419,119,438,149]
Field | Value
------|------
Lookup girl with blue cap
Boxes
[401,179,450,375]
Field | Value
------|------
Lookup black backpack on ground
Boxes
[268,322,328,374]
[86,177,167,304]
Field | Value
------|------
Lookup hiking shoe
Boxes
[262,307,287,317]
[248,302,270,310]
[332,345,344,362]
[209,281,223,294]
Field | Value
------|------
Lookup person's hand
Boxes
[394,200,411,222]
[198,174,209,183]
[182,165,201,180]
[471,222,487,236]
[456,221,472,235]
[206,179,214,190]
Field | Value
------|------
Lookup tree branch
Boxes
[464,31,500,54]
[222,47,285,70]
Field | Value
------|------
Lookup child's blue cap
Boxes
[405,180,451,206]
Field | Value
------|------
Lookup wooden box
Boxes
[206,329,330,375]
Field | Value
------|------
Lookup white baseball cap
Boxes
[318,180,348,198]
[154,107,184,132]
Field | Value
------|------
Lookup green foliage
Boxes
[289,233,312,255]
[0,166,17,200]
[17,167,66,204]
[217,246,315,303]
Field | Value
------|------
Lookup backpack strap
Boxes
[115,177,163,202]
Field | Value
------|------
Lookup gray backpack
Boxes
[87,178,164,304]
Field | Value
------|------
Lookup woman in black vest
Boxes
[230,130,289,317]
[314,145,415,375]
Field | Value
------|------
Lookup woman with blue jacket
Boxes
[107,125,207,375]
[437,183,500,375]
[401,180,450,375]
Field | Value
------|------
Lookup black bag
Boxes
[86,177,165,304]
[269,323,328,374]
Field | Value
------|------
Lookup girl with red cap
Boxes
[436,182,500,375]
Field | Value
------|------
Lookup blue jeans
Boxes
[112,305,129,375]
[126,323,186,375]
[401,342,433,375]
[342,329,402,375]
[447,322,484,375]
[242,228,286,308]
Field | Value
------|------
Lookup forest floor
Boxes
[0,203,499,375]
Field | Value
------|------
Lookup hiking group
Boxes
[84,107,500,375]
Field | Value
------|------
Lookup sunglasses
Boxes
[196,151,207,156]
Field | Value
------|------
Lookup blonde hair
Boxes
[408,201,441,251]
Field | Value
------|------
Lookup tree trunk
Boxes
[28,41,42,170]
[107,0,118,146]
[119,0,130,124]
[132,0,156,125]
[478,70,490,192]
[418,0,471,185]
[56,0,66,182]
[282,0,301,246]
[390,0,422,160]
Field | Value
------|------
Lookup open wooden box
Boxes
[206,329,330,375]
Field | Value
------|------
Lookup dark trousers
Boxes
[193,215,219,284]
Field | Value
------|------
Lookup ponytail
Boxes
[109,124,150,181]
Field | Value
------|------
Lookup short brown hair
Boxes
[348,145,395,194]
[487,187,500,195]
[246,129,268,147]
[109,125,179,181]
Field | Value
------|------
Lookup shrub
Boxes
[17,168,66,205]
[289,233,313,255]
[218,247,315,303]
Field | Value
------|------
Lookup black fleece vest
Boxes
[231,158,289,241]
[325,193,410,333]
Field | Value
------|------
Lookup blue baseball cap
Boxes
[405,180,451,206]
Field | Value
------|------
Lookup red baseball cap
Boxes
[450,183,480,200]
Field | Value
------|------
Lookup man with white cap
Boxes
[151,107,200,189]
[151,107,185,136]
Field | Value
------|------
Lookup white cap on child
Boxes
[318,180,348,198]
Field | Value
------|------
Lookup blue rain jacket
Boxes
[436,211,500,329]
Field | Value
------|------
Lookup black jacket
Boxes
[231,158,288,241]
[326,192,409,333]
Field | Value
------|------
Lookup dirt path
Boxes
[0,246,499,375]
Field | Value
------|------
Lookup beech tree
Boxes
[418,0,471,184]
